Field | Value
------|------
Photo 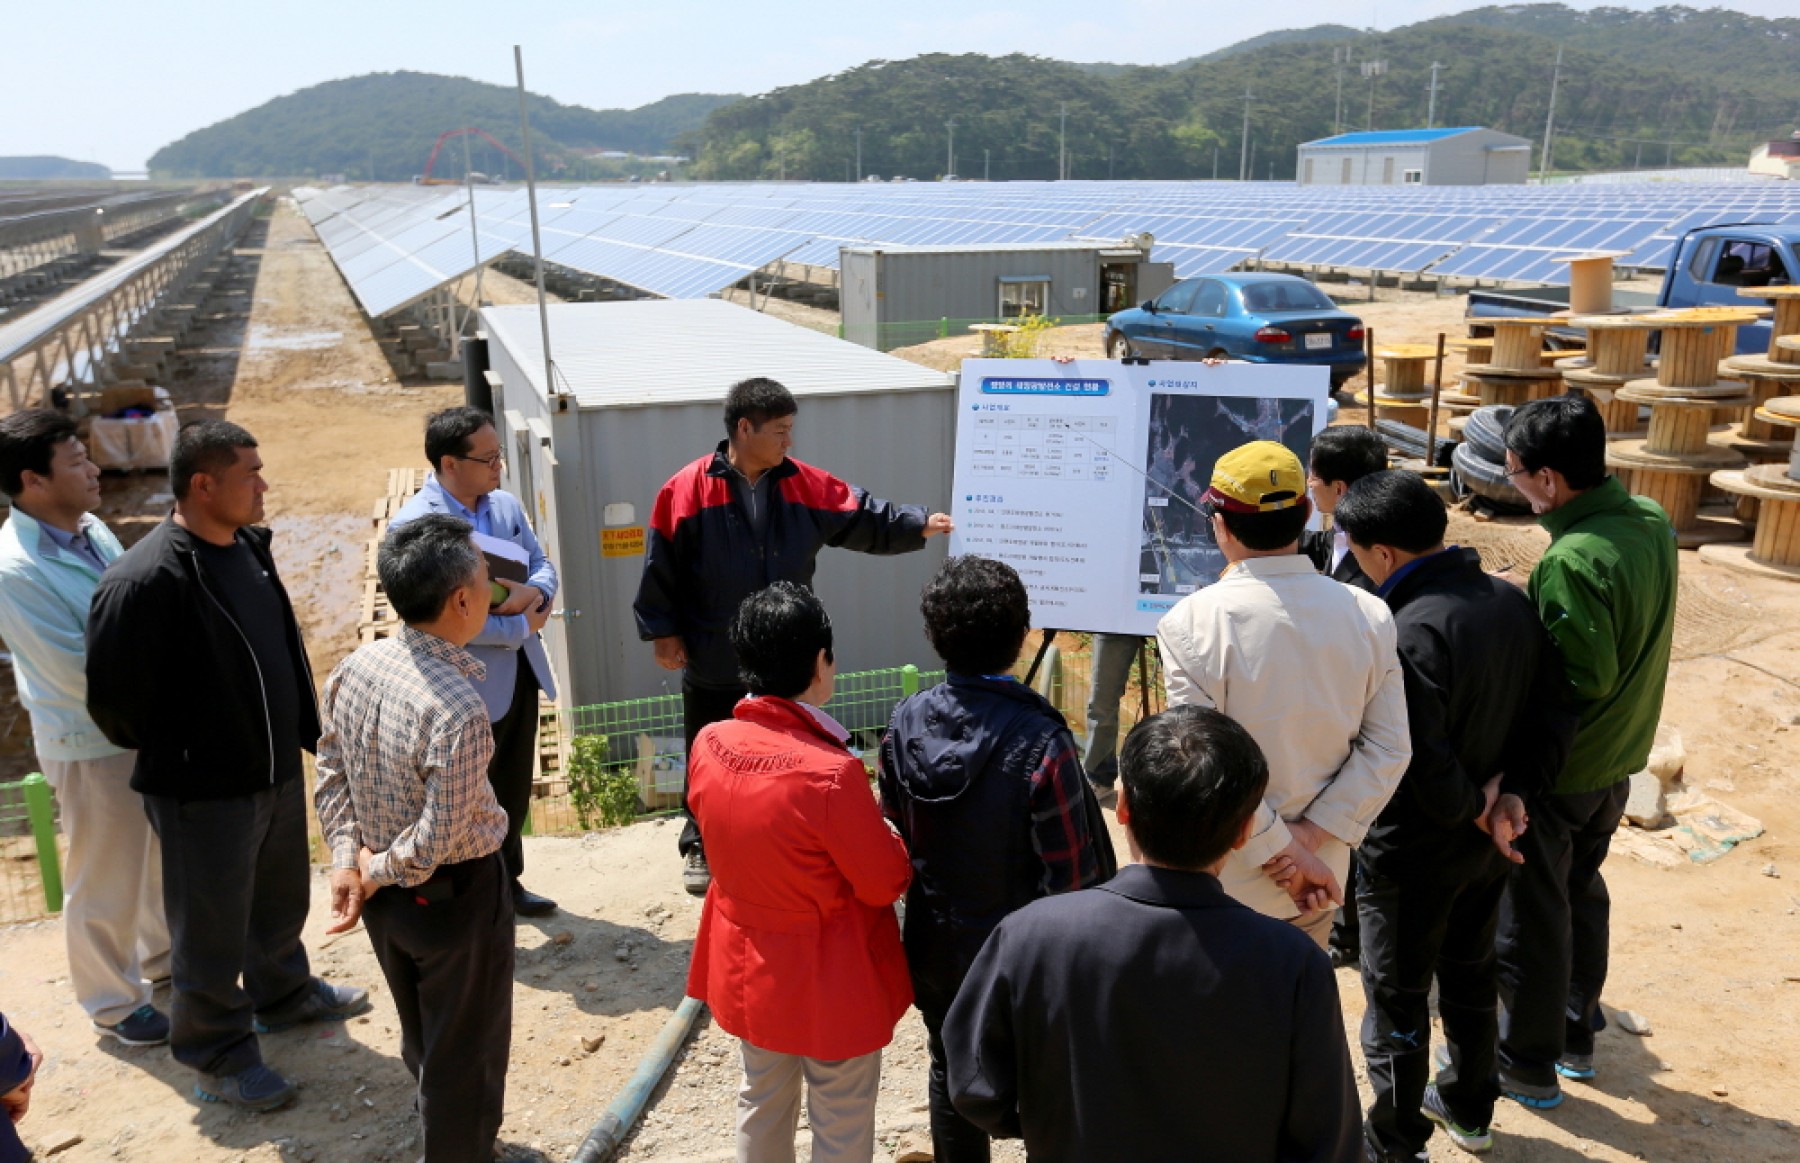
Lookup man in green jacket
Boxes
[1495,394,1677,1111]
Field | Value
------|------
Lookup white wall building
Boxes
[1296,127,1532,186]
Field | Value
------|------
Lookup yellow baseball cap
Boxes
[1203,440,1307,513]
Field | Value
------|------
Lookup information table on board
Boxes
[949,358,1329,637]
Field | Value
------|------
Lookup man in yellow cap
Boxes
[1155,439,1411,948]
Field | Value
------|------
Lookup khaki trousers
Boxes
[1292,904,1336,950]
[736,1040,882,1163]
[41,752,170,1025]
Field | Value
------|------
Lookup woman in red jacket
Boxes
[685,582,913,1163]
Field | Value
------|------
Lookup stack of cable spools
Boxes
[1705,307,1800,580]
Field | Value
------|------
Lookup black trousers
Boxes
[489,661,541,883]
[363,853,514,1163]
[1358,849,1508,1158]
[1496,779,1631,1088]
[921,1008,991,1163]
[143,777,314,1075]
[677,678,746,857]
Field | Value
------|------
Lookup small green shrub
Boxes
[566,734,640,830]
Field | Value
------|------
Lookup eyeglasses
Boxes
[1504,466,1535,480]
[456,452,504,468]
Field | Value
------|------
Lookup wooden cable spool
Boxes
[1564,315,1658,435]
[1702,446,1800,580]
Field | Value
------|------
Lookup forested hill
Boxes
[684,4,1799,181]
[148,72,739,179]
[0,156,111,179]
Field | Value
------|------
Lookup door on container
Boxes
[520,417,568,705]
[1382,156,1395,184]
[1101,263,1137,314]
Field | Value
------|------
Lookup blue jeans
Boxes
[1081,634,1144,786]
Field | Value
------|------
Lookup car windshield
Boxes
[1240,282,1335,312]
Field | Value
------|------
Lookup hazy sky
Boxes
[9,0,1790,171]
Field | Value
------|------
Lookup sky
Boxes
[8,0,1792,172]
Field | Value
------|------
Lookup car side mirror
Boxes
[1141,300,1157,313]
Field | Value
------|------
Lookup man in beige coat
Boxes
[1156,440,1410,946]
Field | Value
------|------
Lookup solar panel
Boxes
[301,177,1800,316]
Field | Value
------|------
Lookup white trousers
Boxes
[736,1040,882,1163]
[40,753,170,1025]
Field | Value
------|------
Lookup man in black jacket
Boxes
[943,704,1358,1163]
[1333,471,1575,1162]
[879,556,1115,1163]
[87,421,369,1112]
[635,377,951,894]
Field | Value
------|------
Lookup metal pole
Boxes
[1334,48,1348,134]
[1427,332,1446,466]
[463,131,485,337]
[854,127,862,180]
[1539,45,1563,181]
[984,148,990,181]
[1059,104,1067,180]
[21,773,62,914]
[1365,326,1379,433]
[513,45,557,399]
[1426,62,1442,128]
[1239,90,1253,181]
[946,118,956,178]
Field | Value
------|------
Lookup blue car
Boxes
[1103,273,1367,387]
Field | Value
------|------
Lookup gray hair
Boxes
[379,514,481,623]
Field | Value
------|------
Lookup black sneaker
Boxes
[253,979,371,1034]
[683,849,711,897]
[194,1063,297,1112]
[94,1004,170,1046]
[1422,1084,1494,1153]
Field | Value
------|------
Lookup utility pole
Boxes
[513,45,556,402]
[1107,145,1114,180]
[1426,61,1443,128]
[1059,103,1068,180]
[854,127,862,181]
[1539,44,1563,181]
[1239,89,1254,181]
[984,148,990,181]
[1212,147,1219,180]
[1333,46,1352,134]
[1361,60,1387,130]
[946,118,956,177]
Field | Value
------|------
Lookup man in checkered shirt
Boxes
[314,514,512,1163]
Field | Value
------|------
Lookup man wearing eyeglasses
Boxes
[390,407,559,918]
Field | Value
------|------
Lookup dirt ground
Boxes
[4,215,1800,1161]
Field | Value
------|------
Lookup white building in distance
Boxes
[1296,127,1533,186]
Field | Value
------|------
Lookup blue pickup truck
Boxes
[1467,223,1800,354]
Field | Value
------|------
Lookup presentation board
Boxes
[949,358,1330,637]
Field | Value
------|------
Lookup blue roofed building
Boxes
[1296,127,1533,187]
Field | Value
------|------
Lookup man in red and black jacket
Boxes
[635,377,952,895]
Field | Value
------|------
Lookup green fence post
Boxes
[901,664,919,698]
[21,773,62,915]
[938,317,948,339]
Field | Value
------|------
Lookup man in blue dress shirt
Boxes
[390,407,559,917]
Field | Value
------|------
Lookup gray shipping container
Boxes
[479,300,956,712]
[842,241,1173,350]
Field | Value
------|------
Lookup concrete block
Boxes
[423,361,464,380]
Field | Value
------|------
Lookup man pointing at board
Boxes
[635,377,952,895]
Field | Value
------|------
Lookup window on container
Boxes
[998,277,1050,318]
[1403,168,1423,184]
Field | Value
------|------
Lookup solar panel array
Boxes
[293,179,1800,318]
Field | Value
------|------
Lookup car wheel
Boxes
[1107,333,1134,359]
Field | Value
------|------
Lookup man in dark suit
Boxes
[943,705,1359,1163]
[1301,425,1387,594]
